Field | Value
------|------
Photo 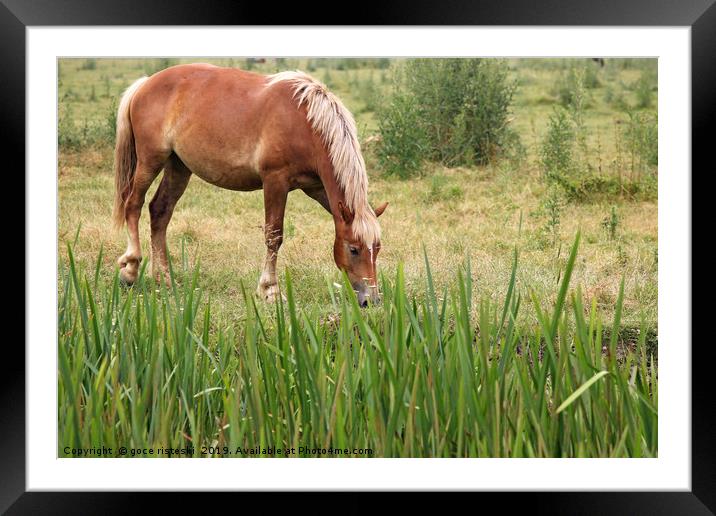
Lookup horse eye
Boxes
[350,246,360,256]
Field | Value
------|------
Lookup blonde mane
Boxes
[267,70,380,246]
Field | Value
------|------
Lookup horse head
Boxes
[333,201,388,307]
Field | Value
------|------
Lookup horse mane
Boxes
[267,70,380,246]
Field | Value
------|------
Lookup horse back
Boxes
[129,63,321,190]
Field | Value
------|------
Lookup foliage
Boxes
[59,98,117,149]
[80,58,97,71]
[604,86,629,111]
[542,187,564,246]
[375,93,428,178]
[623,110,658,172]
[59,235,657,458]
[602,205,620,241]
[634,71,654,109]
[540,103,657,202]
[540,108,576,182]
[553,67,594,109]
[377,59,517,177]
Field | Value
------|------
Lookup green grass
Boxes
[58,58,658,458]
[59,234,657,458]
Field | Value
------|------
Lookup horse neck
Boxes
[315,152,348,226]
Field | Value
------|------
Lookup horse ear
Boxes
[374,202,389,218]
[337,201,354,224]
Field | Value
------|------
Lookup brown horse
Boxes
[112,63,388,306]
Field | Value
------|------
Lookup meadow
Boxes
[58,58,658,457]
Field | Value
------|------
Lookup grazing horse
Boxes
[112,63,388,306]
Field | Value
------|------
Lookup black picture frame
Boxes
[5,0,708,513]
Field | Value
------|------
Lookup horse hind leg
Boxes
[117,159,163,285]
[149,156,192,283]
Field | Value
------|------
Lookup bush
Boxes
[540,108,576,181]
[357,74,379,113]
[322,68,334,88]
[376,93,428,178]
[550,173,652,203]
[583,64,601,89]
[604,86,629,111]
[553,67,592,110]
[58,98,117,150]
[80,58,97,71]
[631,67,657,110]
[602,205,620,240]
[623,110,658,172]
[541,187,564,246]
[540,107,656,202]
[376,59,517,177]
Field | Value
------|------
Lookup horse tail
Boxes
[112,76,148,230]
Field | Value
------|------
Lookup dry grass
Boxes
[58,57,657,332]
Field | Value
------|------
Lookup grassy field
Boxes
[58,58,658,457]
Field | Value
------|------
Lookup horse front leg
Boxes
[257,179,289,303]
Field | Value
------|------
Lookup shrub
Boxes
[583,64,601,89]
[58,103,81,148]
[322,68,334,88]
[376,92,428,178]
[554,67,592,110]
[550,174,651,203]
[501,127,528,167]
[540,108,656,203]
[357,74,379,113]
[102,75,112,98]
[375,58,391,69]
[376,59,517,177]
[634,71,655,109]
[623,110,658,173]
[80,58,97,71]
[58,98,117,150]
[604,86,629,111]
[540,108,576,181]
[602,205,620,240]
[542,187,564,246]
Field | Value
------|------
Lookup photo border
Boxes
[6,0,708,512]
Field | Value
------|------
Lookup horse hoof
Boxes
[119,267,137,287]
[258,285,284,303]
[263,291,282,303]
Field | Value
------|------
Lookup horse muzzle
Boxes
[354,281,381,308]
